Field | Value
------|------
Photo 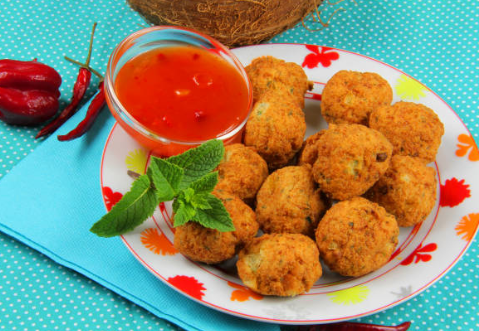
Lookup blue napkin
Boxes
[0,97,279,331]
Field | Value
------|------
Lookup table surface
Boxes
[1,1,478,330]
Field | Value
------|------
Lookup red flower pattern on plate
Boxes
[102,186,123,211]
[168,275,206,300]
[302,45,340,68]
[440,178,471,208]
[389,223,422,261]
[401,243,437,266]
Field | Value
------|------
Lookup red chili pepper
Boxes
[0,59,61,126]
[297,321,411,331]
[35,67,91,138]
[36,22,98,139]
[57,81,105,141]
[0,59,62,97]
[0,87,59,125]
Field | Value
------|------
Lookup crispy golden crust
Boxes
[214,190,259,245]
[244,85,306,169]
[237,233,322,296]
[297,130,325,166]
[245,55,311,108]
[365,155,437,227]
[369,101,445,163]
[321,70,393,125]
[174,191,258,264]
[215,144,269,202]
[256,165,327,237]
[312,124,393,200]
[315,197,399,277]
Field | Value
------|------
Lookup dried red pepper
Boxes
[0,59,61,126]
[0,59,62,94]
[0,87,59,125]
[57,81,105,141]
[296,321,411,331]
[36,23,97,139]
[35,67,91,138]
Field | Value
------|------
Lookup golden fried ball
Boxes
[369,101,445,163]
[312,124,393,200]
[237,233,322,296]
[245,55,311,108]
[174,191,258,264]
[244,84,306,169]
[297,130,325,166]
[215,144,269,202]
[365,155,437,227]
[256,165,327,237]
[315,197,399,277]
[321,70,393,125]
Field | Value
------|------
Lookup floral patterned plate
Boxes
[100,44,479,324]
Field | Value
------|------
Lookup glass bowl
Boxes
[104,26,253,157]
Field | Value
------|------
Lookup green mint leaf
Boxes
[189,172,219,194]
[173,188,197,216]
[147,156,184,202]
[192,194,235,232]
[175,174,216,211]
[167,139,224,189]
[172,206,189,227]
[190,192,213,210]
[178,187,195,203]
[173,198,197,227]
[90,175,159,237]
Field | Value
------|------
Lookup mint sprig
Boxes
[147,157,183,201]
[91,139,234,238]
[91,174,159,237]
[167,139,225,189]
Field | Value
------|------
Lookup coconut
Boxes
[127,0,324,47]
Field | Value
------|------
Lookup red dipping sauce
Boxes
[105,27,252,157]
[114,46,250,143]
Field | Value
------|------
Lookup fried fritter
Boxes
[369,101,444,163]
[237,233,322,296]
[365,155,437,227]
[215,143,268,202]
[256,165,327,236]
[315,197,399,277]
[173,190,258,264]
[312,124,393,200]
[245,55,311,108]
[244,84,306,169]
[297,130,325,166]
[321,70,393,125]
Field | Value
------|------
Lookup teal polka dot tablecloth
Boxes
[0,1,478,330]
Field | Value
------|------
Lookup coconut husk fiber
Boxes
[127,0,324,47]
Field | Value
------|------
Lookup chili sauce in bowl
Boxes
[105,26,252,157]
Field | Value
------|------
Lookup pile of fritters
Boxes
[173,56,445,297]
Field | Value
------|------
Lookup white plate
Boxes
[100,44,479,324]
